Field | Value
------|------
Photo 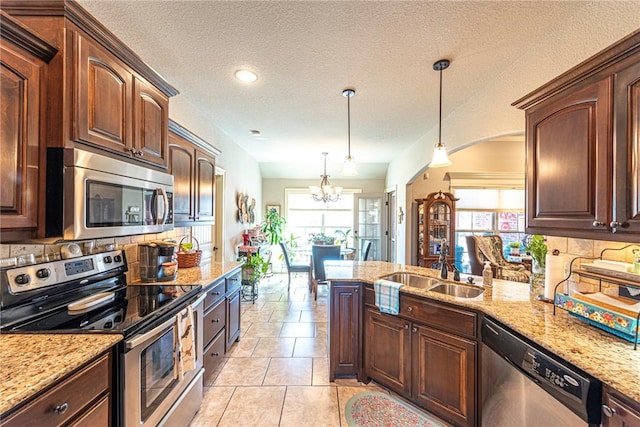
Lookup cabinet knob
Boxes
[212,318,220,323]
[602,404,616,418]
[407,306,413,312]
[592,221,606,227]
[412,327,418,333]
[609,221,626,233]
[404,324,409,329]
[354,288,359,293]
[136,149,144,156]
[54,402,69,415]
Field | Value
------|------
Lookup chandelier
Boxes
[310,152,342,203]
[429,59,453,168]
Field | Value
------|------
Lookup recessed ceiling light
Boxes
[235,69,258,83]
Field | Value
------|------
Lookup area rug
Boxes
[344,391,446,427]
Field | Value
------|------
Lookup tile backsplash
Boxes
[0,225,214,284]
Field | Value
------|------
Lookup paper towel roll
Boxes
[544,254,568,301]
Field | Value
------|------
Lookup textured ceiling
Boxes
[76,1,640,179]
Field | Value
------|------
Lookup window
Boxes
[453,188,525,273]
[285,189,356,247]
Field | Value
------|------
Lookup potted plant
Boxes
[524,234,547,274]
[508,241,521,255]
[261,208,286,245]
[241,253,269,283]
[334,229,352,248]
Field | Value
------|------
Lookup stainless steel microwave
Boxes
[46,148,174,240]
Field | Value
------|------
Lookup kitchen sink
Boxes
[380,273,441,289]
[427,283,485,298]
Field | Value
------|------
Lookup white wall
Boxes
[170,97,262,261]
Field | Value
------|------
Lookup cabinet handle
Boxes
[126,147,136,155]
[212,318,220,323]
[412,327,418,333]
[407,306,413,312]
[404,324,409,329]
[213,292,221,296]
[609,221,626,233]
[136,149,144,156]
[602,404,616,418]
[592,221,606,227]
[354,288,359,293]
[54,402,69,415]
[212,352,220,357]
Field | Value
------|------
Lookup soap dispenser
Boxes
[482,261,493,287]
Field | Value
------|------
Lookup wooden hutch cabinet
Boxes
[513,29,640,241]
[415,191,458,268]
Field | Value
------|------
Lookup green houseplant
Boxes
[261,208,286,245]
[241,253,269,283]
[524,234,547,273]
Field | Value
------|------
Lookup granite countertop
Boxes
[326,261,640,403]
[0,334,122,415]
[146,260,243,287]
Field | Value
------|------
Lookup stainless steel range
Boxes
[0,250,204,427]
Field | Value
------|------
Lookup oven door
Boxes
[123,295,204,427]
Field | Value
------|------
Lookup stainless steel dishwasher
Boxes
[481,317,602,426]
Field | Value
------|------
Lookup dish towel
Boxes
[374,279,404,315]
[174,305,196,380]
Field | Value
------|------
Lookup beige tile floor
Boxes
[189,272,441,427]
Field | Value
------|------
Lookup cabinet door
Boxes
[329,283,362,381]
[195,149,216,222]
[225,288,241,351]
[613,61,640,235]
[76,33,133,154]
[133,76,169,168]
[364,308,411,396]
[412,324,476,427]
[602,389,640,427]
[0,44,42,233]
[168,133,195,223]
[525,77,613,236]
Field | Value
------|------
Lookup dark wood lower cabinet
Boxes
[329,282,362,381]
[364,308,411,396]
[412,324,476,427]
[225,288,241,350]
[602,386,640,427]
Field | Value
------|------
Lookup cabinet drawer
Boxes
[226,270,241,293]
[3,353,110,427]
[400,295,477,338]
[203,330,226,382]
[68,395,109,427]
[204,298,226,345]
[204,280,225,311]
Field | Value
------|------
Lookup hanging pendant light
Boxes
[341,88,358,176]
[310,152,342,203]
[429,59,453,168]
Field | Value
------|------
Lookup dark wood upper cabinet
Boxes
[168,120,220,225]
[133,76,169,168]
[514,29,640,241]
[0,11,57,241]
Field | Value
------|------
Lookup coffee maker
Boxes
[139,241,177,282]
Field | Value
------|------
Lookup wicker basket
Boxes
[176,236,202,268]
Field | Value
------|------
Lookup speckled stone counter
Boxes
[136,260,242,287]
[326,261,640,403]
[0,334,122,415]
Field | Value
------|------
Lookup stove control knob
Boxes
[36,268,51,279]
[103,256,112,264]
[114,255,122,263]
[15,274,31,286]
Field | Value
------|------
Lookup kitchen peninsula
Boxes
[326,261,640,426]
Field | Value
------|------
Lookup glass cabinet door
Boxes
[428,202,451,256]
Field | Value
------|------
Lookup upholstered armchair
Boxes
[465,235,531,283]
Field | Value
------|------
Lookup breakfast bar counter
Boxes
[0,334,122,415]
[325,261,640,403]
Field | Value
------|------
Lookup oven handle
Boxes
[125,316,176,350]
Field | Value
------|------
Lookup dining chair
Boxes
[361,240,373,261]
[311,244,341,300]
[279,242,311,292]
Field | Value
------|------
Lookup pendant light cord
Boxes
[438,65,442,146]
[347,93,351,157]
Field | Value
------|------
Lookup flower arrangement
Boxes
[523,234,547,270]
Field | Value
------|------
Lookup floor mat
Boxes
[345,391,446,427]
